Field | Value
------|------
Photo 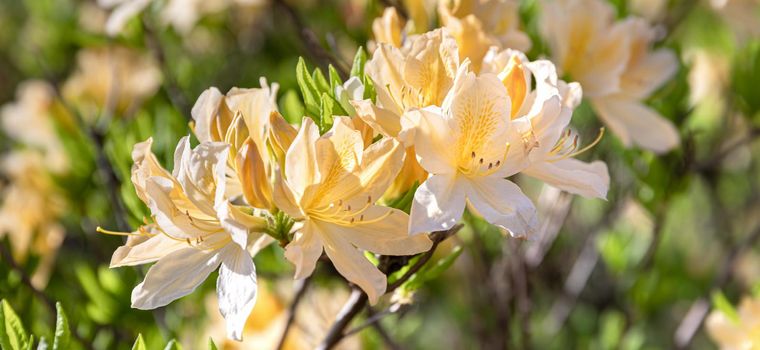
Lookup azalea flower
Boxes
[1,80,68,173]
[438,0,531,72]
[707,295,760,350]
[104,137,272,340]
[273,117,432,304]
[62,46,161,120]
[0,152,65,289]
[481,49,609,198]
[191,79,293,210]
[539,0,680,153]
[372,7,405,48]
[407,61,538,238]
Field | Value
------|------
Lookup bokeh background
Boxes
[1,0,759,348]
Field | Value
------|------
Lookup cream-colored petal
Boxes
[320,225,387,305]
[235,139,272,210]
[330,206,432,255]
[408,107,458,174]
[409,173,466,235]
[131,247,222,309]
[110,231,186,268]
[465,176,538,238]
[145,177,217,239]
[592,96,680,153]
[216,201,268,250]
[285,118,321,200]
[351,99,403,138]
[216,244,258,341]
[191,87,224,143]
[130,137,173,204]
[620,49,678,99]
[104,0,151,36]
[524,158,609,199]
[284,219,324,279]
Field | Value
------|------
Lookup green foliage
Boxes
[131,334,147,350]
[732,41,760,120]
[1,299,30,350]
[52,303,71,350]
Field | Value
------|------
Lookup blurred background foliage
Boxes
[0,0,759,349]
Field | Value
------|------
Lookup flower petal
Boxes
[284,220,324,279]
[331,206,432,255]
[620,49,678,99]
[465,176,538,238]
[408,107,458,174]
[524,158,609,199]
[191,87,224,143]
[592,96,680,153]
[216,244,258,341]
[409,173,466,235]
[320,225,387,305]
[285,117,321,200]
[131,247,222,309]
[110,230,185,268]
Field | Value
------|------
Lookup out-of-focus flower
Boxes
[481,50,609,198]
[540,0,680,153]
[629,0,667,22]
[1,80,68,173]
[685,48,731,107]
[199,281,359,349]
[273,117,432,304]
[438,0,531,72]
[707,295,760,349]
[0,152,65,289]
[407,62,538,238]
[191,79,292,211]
[62,46,161,119]
[105,137,272,341]
[710,0,760,42]
[372,7,405,48]
[99,0,266,36]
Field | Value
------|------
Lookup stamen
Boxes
[96,227,140,236]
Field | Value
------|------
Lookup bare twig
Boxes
[318,225,463,349]
[276,276,312,350]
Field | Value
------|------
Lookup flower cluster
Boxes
[102,16,617,340]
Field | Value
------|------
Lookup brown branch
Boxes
[276,276,312,350]
[318,225,463,349]
[273,0,349,79]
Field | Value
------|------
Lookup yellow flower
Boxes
[540,0,679,153]
[62,46,161,119]
[273,117,432,304]
[406,61,537,238]
[106,137,272,341]
[191,80,297,211]
[482,49,609,198]
[372,7,405,48]
[439,0,531,72]
[707,296,760,350]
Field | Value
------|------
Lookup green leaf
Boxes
[711,290,740,323]
[328,65,344,95]
[350,47,367,78]
[296,57,321,118]
[52,302,70,350]
[363,75,377,102]
[36,336,48,350]
[208,338,218,350]
[1,299,30,350]
[25,335,34,350]
[312,68,330,95]
[386,182,419,213]
[279,89,305,125]
[320,92,335,133]
[132,334,147,350]
[164,339,183,350]
[406,246,464,290]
